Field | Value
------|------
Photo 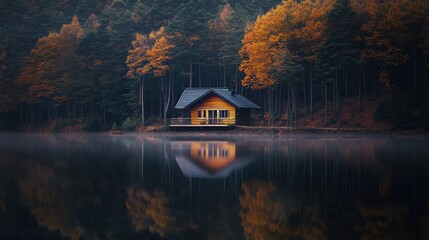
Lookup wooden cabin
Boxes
[170,88,260,127]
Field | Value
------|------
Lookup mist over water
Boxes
[0,133,428,239]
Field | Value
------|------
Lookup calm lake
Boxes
[0,133,428,239]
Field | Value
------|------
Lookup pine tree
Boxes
[316,0,360,125]
[167,0,212,88]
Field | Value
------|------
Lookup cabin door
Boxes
[208,110,217,124]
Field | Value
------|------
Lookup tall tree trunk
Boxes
[73,97,76,124]
[224,66,227,88]
[358,64,362,112]
[189,45,193,88]
[333,70,336,119]
[413,44,417,98]
[291,82,297,127]
[235,64,238,93]
[80,94,83,120]
[172,68,175,118]
[324,82,328,125]
[363,65,366,98]
[140,75,145,127]
[310,64,313,120]
[425,56,428,83]
[31,104,35,128]
[218,65,221,87]
[161,73,171,127]
[47,100,50,122]
[337,68,340,128]
[20,105,23,128]
[303,70,307,113]
[206,63,209,87]
[268,88,272,126]
[372,63,378,100]
[288,85,292,127]
[345,64,348,99]
[199,53,201,88]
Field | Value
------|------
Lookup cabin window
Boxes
[219,110,230,118]
[198,110,206,118]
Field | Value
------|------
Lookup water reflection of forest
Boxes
[0,134,428,239]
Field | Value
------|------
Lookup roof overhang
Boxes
[175,88,261,110]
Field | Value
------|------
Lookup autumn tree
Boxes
[360,0,429,93]
[18,16,84,118]
[126,27,175,126]
[240,0,333,125]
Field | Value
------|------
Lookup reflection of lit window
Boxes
[219,110,229,118]
[198,110,206,118]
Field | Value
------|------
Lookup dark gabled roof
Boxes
[175,88,261,110]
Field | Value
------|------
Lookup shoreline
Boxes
[2,125,426,135]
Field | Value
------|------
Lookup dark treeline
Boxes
[0,0,428,130]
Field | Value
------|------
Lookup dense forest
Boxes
[0,0,428,131]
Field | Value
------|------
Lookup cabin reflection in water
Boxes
[171,141,254,178]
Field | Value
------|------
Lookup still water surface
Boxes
[0,133,428,239]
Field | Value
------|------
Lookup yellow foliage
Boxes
[240,0,333,90]
[126,27,174,78]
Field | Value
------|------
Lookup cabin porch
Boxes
[169,118,235,128]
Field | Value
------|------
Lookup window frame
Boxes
[197,110,206,119]
[219,110,230,119]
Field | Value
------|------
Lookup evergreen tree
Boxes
[316,0,360,124]
[167,0,212,88]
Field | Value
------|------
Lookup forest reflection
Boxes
[0,133,428,239]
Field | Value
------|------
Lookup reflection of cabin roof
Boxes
[175,155,252,179]
[175,88,261,110]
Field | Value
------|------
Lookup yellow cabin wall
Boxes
[190,95,236,125]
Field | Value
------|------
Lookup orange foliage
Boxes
[126,27,174,78]
[126,32,151,77]
[18,16,84,104]
[240,0,334,90]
